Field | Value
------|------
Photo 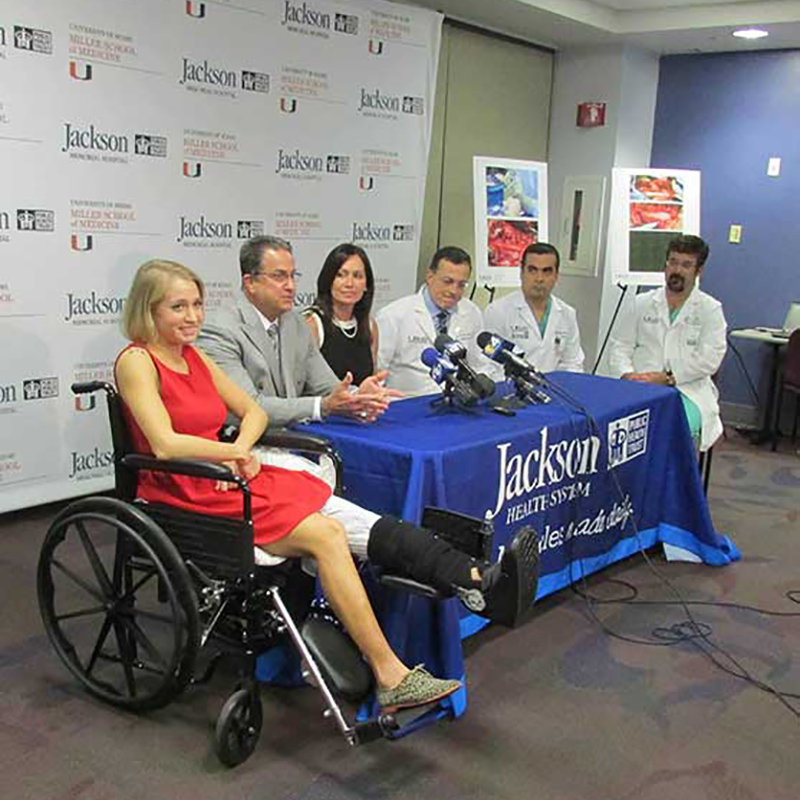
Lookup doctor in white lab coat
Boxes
[608,235,727,452]
[484,242,584,373]
[377,246,494,396]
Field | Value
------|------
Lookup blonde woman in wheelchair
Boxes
[116,259,537,712]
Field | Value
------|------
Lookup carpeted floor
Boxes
[2,431,799,800]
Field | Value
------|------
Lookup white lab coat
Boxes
[608,287,727,451]
[483,291,585,373]
[376,290,497,396]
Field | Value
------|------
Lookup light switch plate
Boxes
[768,157,781,177]
[729,224,742,244]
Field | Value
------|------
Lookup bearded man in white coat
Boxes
[377,246,493,396]
[484,242,584,373]
[609,234,727,452]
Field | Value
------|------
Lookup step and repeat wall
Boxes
[0,0,442,513]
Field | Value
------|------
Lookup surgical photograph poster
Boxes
[609,168,701,285]
[473,157,548,288]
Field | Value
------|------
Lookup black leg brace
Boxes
[367,516,477,596]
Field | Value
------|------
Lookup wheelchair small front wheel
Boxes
[215,688,263,767]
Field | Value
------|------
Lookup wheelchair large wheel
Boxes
[215,688,263,767]
[37,497,200,711]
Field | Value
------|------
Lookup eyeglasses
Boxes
[666,257,697,270]
[251,270,301,285]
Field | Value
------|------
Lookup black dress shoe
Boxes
[477,526,539,627]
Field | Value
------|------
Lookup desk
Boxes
[308,373,739,713]
[729,328,789,447]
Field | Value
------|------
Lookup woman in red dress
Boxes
[116,260,536,712]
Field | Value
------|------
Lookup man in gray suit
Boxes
[198,235,389,426]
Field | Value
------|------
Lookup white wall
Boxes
[546,43,659,371]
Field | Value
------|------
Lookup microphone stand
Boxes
[592,282,628,375]
[492,368,551,413]
[430,380,456,409]
[429,380,480,415]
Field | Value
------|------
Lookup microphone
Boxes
[476,332,543,382]
[434,333,495,400]
[434,332,468,363]
[421,347,480,406]
[477,331,551,404]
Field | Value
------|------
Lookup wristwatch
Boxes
[665,369,676,387]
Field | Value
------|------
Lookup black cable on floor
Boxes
[539,374,800,718]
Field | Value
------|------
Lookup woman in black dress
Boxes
[305,243,377,384]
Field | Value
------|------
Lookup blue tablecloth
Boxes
[305,373,739,715]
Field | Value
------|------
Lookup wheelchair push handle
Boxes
[72,380,116,396]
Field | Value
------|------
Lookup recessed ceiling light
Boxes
[732,28,769,40]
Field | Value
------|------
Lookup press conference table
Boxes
[306,373,740,715]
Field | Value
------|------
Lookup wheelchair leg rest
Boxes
[268,586,359,745]
[352,713,399,744]
[379,701,456,740]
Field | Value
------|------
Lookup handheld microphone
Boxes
[421,347,480,406]
[477,331,551,403]
[434,333,495,400]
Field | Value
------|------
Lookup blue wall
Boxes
[651,50,800,411]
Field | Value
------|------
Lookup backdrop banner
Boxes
[0,0,442,512]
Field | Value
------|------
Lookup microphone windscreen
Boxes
[476,331,492,349]
[433,333,452,353]
[421,347,440,368]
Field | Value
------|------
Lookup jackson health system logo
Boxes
[61,123,168,157]
[0,377,59,406]
[358,88,424,116]
[276,148,350,176]
[351,222,414,243]
[485,411,649,530]
[281,1,359,35]
[177,215,264,244]
[180,58,270,94]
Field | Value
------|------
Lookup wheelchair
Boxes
[37,382,492,766]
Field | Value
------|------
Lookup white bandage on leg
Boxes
[318,493,380,559]
[252,448,377,566]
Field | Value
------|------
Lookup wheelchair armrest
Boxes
[221,425,341,486]
[220,423,336,457]
[120,454,249,490]
[257,429,338,458]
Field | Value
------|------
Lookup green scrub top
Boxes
[536,297,552,337]
[669,306,702,441]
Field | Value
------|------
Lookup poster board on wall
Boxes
[608,168,701,286]
[472,156,548,288]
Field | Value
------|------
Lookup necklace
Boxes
[332,316,358,339]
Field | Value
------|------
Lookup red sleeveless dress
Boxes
[116,344,332,546]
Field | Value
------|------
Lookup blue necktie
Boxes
[435,310,449,336]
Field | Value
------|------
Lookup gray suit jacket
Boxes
[197,294,338,427]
